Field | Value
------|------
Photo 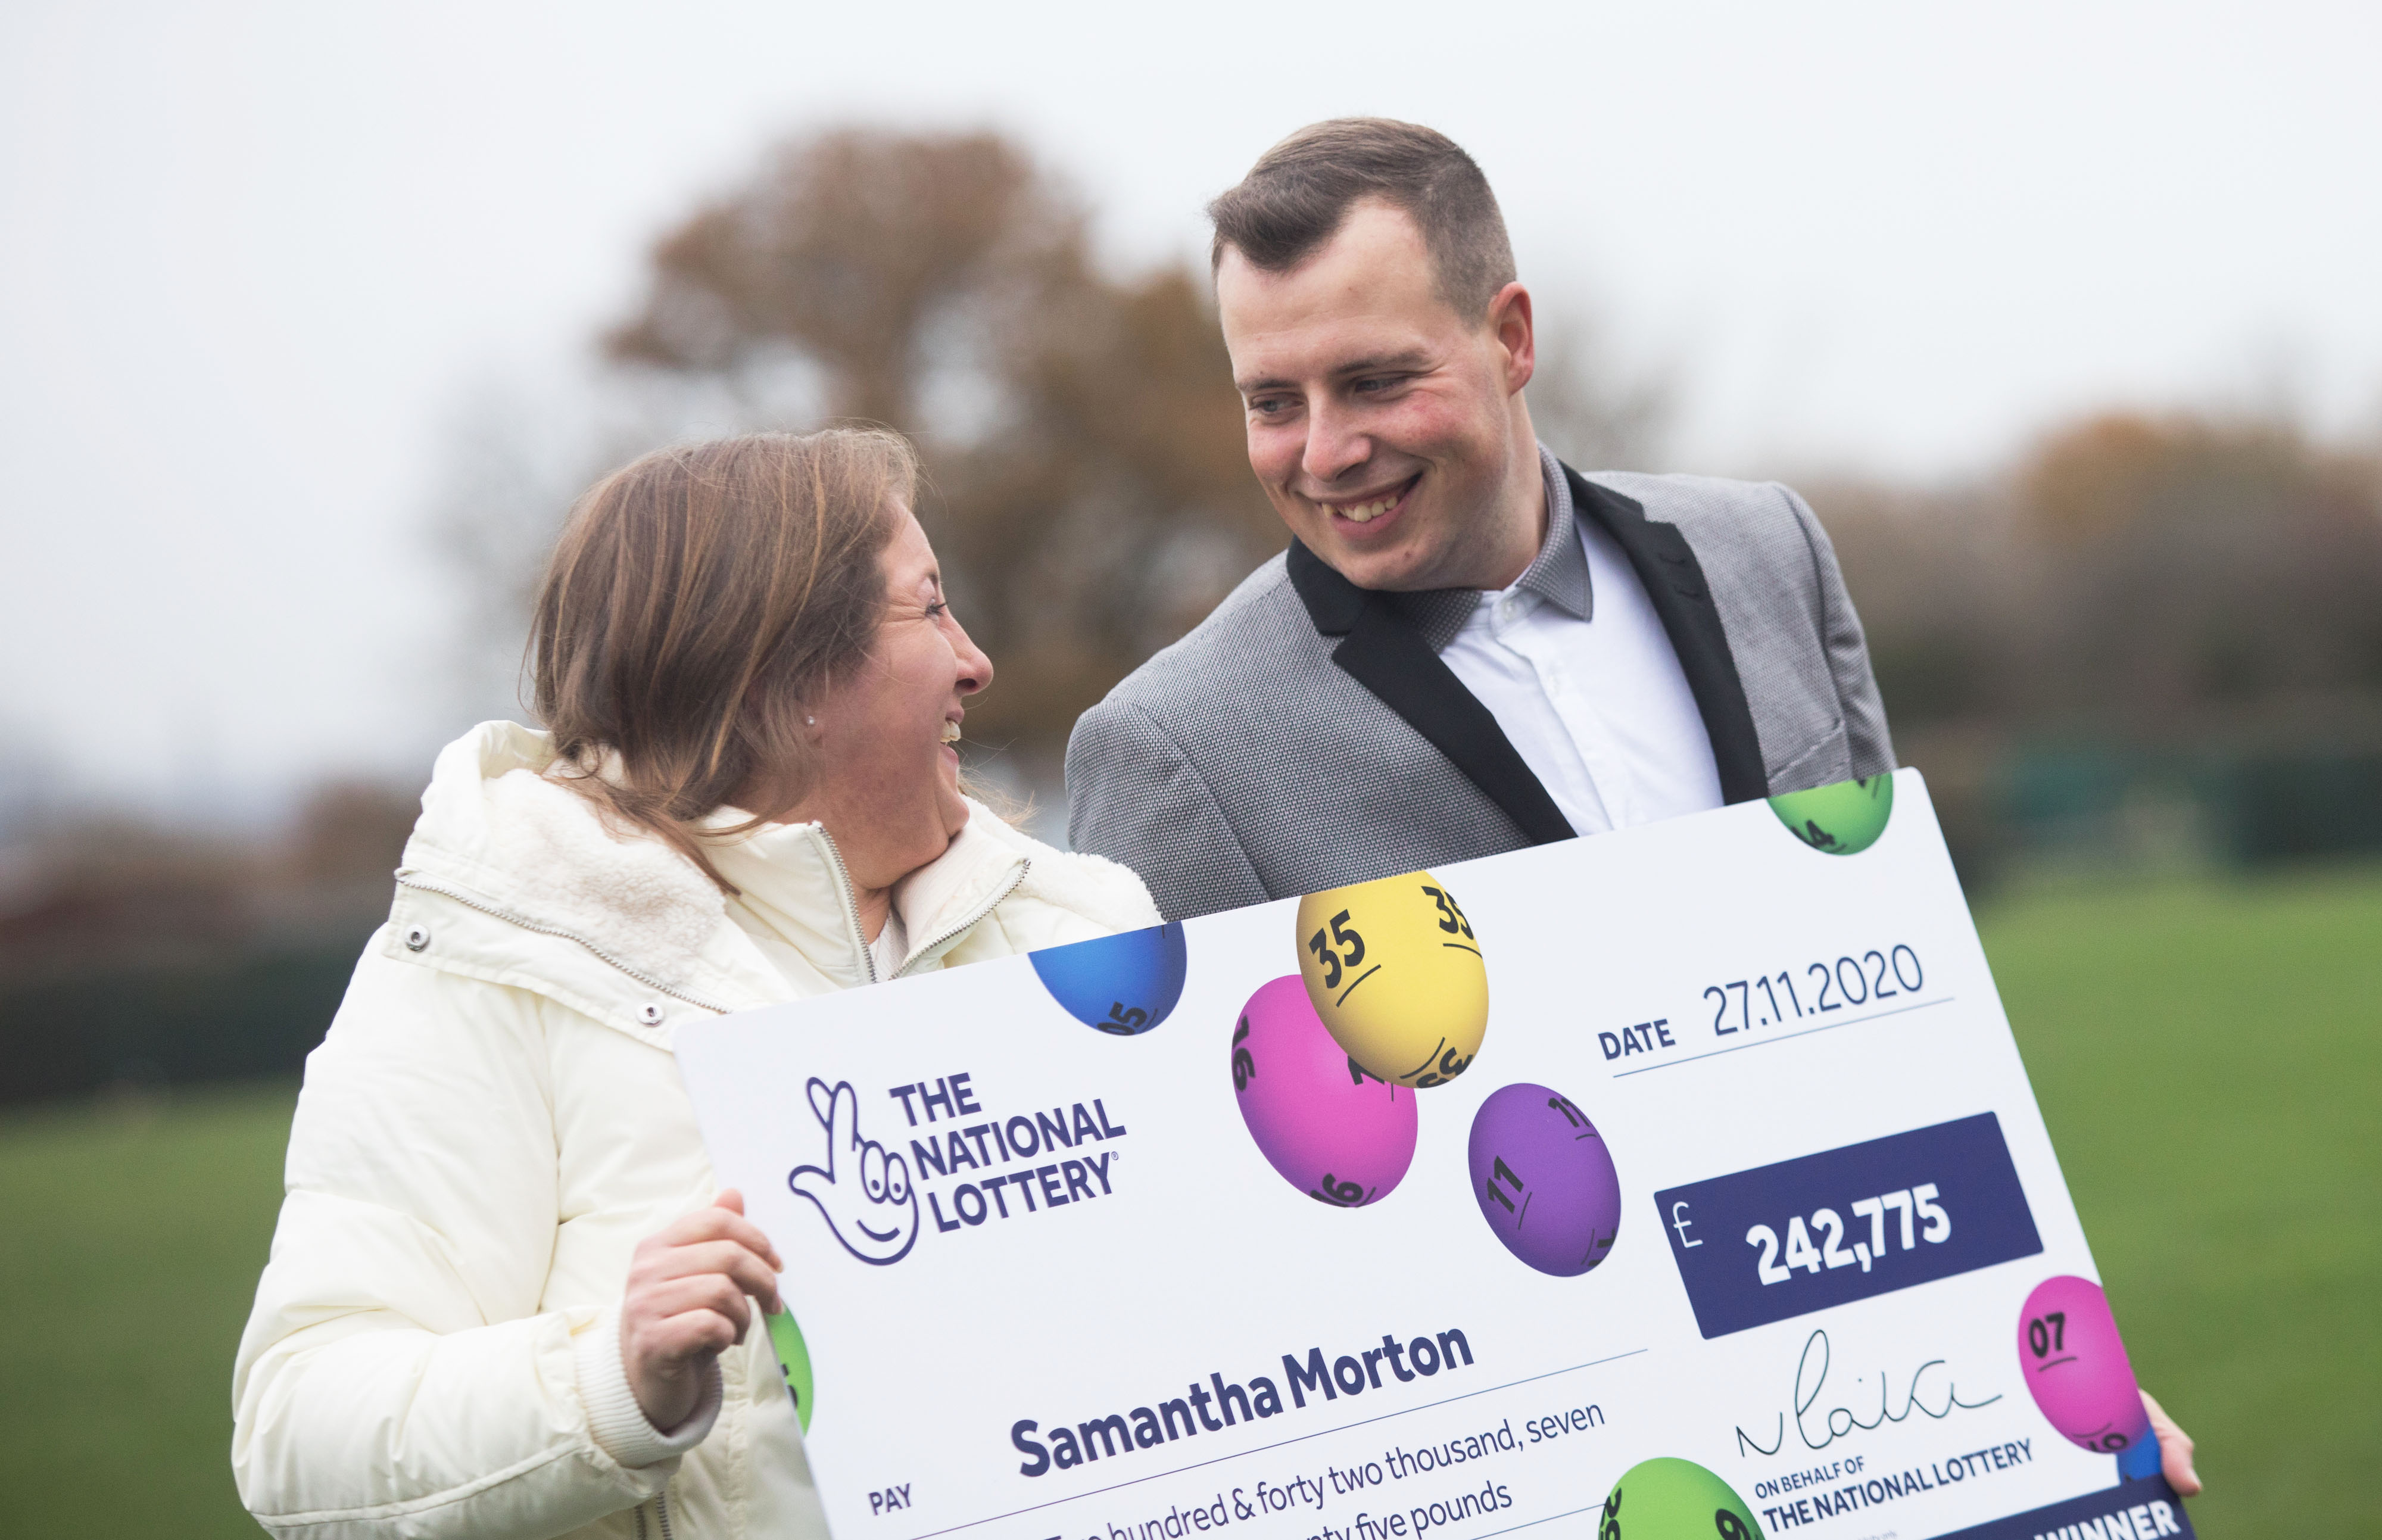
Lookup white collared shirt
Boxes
[1437,453,1724,836]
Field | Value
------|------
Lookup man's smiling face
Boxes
[1218,198,1537,593]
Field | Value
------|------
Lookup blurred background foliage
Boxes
[7,124,2380,1106]
[0,123,2375,1536]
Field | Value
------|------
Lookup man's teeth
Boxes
[940,722,962,744]
[1332,490,1402,523]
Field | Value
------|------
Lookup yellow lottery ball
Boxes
[1295,870,1488,1089]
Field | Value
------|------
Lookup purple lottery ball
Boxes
[1467,1083,1622,1276]
[1232,975,1418,1208]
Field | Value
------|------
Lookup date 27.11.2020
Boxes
[1703,944,1925,1037]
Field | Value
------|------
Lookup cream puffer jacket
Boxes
[232,722,1160,1539]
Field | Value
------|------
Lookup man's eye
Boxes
[925,601,949,620]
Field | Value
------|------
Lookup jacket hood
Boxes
[399,722,728,981]
[389,722,1155,1032]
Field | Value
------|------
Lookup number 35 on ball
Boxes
[1295,871,1489,1089]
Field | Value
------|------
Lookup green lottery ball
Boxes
[765,1306,815,1435]
[1767,774,1894,856]
[1599,1457,1764,1540]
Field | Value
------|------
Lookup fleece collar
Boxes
[394,722,1040,1013]
[704,809,1026,986]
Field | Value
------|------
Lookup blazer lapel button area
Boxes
[1285,540,1576,848]
[1653,546,1704,598]
[1564,467,1769,805]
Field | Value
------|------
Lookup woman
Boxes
[232,431,1161,1539]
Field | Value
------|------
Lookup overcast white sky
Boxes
[4,0,2378,818]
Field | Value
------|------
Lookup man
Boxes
[1065,117,1890,921]
[1064,120,2201,1499]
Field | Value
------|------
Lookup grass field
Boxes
[0,1078,296,1538]
[1981,866,2381,1533]
[3,866,2375,1536]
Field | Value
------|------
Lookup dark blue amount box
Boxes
[1655,1112,2044,1339]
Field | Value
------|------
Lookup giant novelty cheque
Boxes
[676,771,2195,1540]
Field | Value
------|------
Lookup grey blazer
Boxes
[1065,460,1894,921]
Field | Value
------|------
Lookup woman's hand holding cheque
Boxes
[621,1190,785,1432]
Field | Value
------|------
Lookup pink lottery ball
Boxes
[2016,1276,2152,1455]
[1231,975,1418,1207]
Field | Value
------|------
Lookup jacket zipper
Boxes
[805,824,1027,982]
[895,860,1028,979]
[391,871,729,1014]
[805,826,880,985]
[656,1489,675,1540]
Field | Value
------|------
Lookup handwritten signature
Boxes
[1735,1329,2001,1457]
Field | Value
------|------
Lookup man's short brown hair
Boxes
[1207,118,1516,321]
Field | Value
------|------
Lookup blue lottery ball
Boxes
[2117,1436,2163,1482]
[1030,922,1187,1036]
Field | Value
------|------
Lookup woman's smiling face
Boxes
[801,504,994,889]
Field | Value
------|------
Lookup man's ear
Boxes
[1486,281,1536,395]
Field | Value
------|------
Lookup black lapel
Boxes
[1286,540,1575,845]
[1564,465,1768,802]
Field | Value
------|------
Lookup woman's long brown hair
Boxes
[531,429,916,890]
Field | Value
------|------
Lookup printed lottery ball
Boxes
[1295,869,1488,1088]
[1231,975,1418,1208]
[1467,1082,1622,1277]
[2016,1275,2152,1456]
[2118,1436,2164,1481]
[1767,774,1894,856]
[1030,921,1187,1036]
[1599,1457,1764,1540]
[765,1306,815,1435]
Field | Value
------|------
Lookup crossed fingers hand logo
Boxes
[789,1078,920,1265]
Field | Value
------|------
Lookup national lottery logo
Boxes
[790,1070,1133,1266]
[790,1078,921,1266]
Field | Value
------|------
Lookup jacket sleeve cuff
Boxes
[573,1308,723,1469]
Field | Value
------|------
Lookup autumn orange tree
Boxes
[2013,413,2382,728]
[605,129,1277,763]
[1814,411,2382,740]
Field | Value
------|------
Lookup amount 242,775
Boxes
[1749,1185,1951,1285]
